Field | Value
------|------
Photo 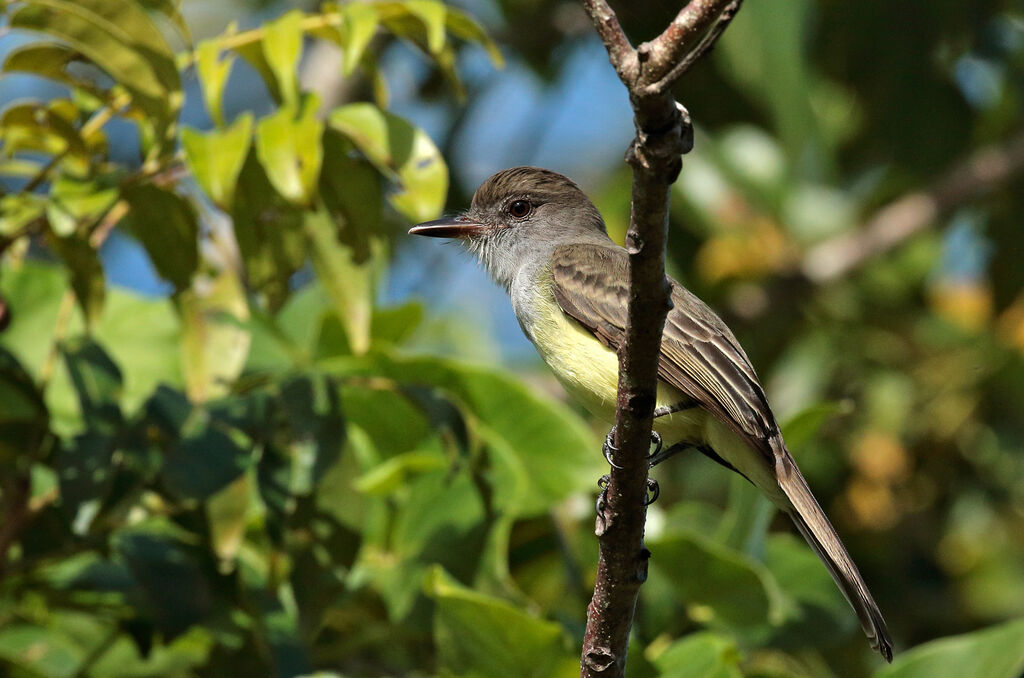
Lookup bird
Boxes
[409,166,893,661]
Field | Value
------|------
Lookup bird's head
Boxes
[409,166,607,288]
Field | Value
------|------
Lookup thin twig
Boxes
[577,1,742,676]
[802,127,1024,282]
[648,0,743,94]
[639,0,738,87]
[580,0,637,83]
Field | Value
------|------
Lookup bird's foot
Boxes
[602,425,663,469]
[645,478,660,505]
[595,474,661,524]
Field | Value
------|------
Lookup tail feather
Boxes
[773,439,894,662]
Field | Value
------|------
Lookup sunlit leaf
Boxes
[0,194,45,237]
[383,0,447,54]
[194,38,235,127]
[328,103,447,221]
[182,114,253,208]
[178,269,250,402]
[305,209,373,354]
[10,1,177,123]
[330,1,379,76]
[255,94,324,205]
[261,9,304,109]
[206,471,252,564]
[46,174,119,237]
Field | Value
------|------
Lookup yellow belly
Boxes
[525,278,780,498]
[527,278,701,434]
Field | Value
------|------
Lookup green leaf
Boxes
[386,0,447,54]
[161,420,250,500]
[763,534,855,648]
[58,430,116,532]
[182,114,253,208]
[876,618,1024,678]
[0,101,97,159]
[178,269,250,402]
[328,102,447,222]
[331,2,379,76]
[445,8,504,67]
[319,352,601,517]
[0,347,50,466]
[354,448,447,495]
[137,0,192,45]
[0,194,45,237]
[255,94,324,205]
[780,400,849,450]
[372,302,423,346]
[230,153,308,309]
[648,528,785,633]
[122,184,198,291]
[60,337,123,432]
[49,234,105,327]
[194,38,235,127]
[305,209,373,354]
[46,174,119,237]
[319,130,381,263]
[649,632,743,678]
[278,373,346,490]
[260,9,305,109]
[206,471,252,563]
[45,0,181,94]
[117,529,213,637]
[2,43,107,99]
[10,0,178,123]
[0,624,85,678]
[426,567,575,678]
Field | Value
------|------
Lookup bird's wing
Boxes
[549,243,778,459]
[550,243,894,661]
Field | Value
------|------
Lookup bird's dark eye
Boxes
[508,200,531,218]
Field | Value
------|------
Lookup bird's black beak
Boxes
[408,215,486,239]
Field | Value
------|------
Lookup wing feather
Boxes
[550,243,778,459]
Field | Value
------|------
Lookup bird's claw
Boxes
[603,426,662,469]
[596,474,610,523]
[602,429,623,469]
[645,478,660,505]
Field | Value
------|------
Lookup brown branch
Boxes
[580,0,637,83]
[802,127,1024,283]
[639,0,739,88]
[578,2,742,676]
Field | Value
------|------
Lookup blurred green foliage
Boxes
[0,1,1022,677]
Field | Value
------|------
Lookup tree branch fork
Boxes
[577,1,743,676]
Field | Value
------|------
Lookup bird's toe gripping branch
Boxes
[597,427,666,523]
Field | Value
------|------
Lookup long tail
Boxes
[772,439,894,662]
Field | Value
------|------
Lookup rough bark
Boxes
[577,2,743,676]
